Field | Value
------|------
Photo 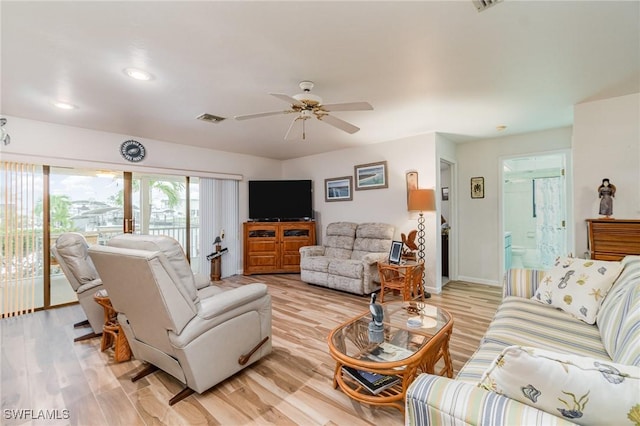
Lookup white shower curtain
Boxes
[535,176,565,268]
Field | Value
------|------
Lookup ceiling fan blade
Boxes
[318,114,360,134]
[270,93,305,107]
[284,117,303,140]
[321,101,373,112]
[234,110,290,120]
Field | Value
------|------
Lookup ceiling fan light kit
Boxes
[234,80,373,140]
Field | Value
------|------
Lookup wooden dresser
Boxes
[586,219,640,261]
[243,221,316,275]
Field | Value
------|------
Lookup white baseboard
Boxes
[424,286,440,295]
[456,275,501,287]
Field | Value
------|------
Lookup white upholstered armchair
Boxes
[51,232,105,341]
[88,234,272,405]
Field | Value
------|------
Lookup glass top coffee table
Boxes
[328,301,453,411]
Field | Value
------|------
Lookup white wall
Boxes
[4,93,637,287]
[283,133,455,294]
[456,127,573,285]
[573,93,640,257]
[0,116,283,274]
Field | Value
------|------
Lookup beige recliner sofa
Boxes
[88,234,272,405]
[299,222,395,295]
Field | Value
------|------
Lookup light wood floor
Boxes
[1,274,501,426]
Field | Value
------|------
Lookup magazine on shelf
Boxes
[341,366,401,395]
[367,342,414,363]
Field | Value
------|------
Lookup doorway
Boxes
[440,160,453,285]
[502,152,570,271]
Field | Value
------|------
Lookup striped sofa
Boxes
[406,255,640,425]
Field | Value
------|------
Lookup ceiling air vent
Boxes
[472,0,502,12]
[196,113,226,123]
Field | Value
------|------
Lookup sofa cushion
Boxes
[407,374,580,426]
[597,255,640,365]
[532,257,623,324]
[300,256,330,273]
[482,296,609,362]
[328,259,363,279]
[458,296,610,384]
[328,274,363,294]
[351,222,394,261]
[324,239,355,259]
[479,346,640,426]
[323,222,357,259]
[326,221,358,238]
[503,268,546,298]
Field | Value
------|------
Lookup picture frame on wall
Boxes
[325,176,353,202]
[471,177,484,199]
[355,161,388,190]
[442,187,449,201]
[406,171,418,207]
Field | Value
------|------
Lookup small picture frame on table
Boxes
[388,241,403,264]
[471,177,484,199]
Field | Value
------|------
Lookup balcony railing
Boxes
[2,226,200,280]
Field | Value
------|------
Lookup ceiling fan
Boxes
[234,81,373,140]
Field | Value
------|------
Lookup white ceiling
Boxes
[2,1,639,160]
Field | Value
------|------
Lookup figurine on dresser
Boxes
[598,178,616,218]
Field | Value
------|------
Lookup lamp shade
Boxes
[408,189,435,212]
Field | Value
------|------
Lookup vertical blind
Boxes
[1,161,40,317]
[199,178,239,278]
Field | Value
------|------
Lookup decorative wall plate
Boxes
[120,140,146,162]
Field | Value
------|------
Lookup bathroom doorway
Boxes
[502,152,570,271]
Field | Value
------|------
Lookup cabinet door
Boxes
[245,225,279,273]
[280,224,313,272]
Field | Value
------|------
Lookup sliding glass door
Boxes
[131,173,199,272]
[2,163,206,315]
[49,167,124,306]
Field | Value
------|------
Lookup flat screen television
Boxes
[248,180,313,221]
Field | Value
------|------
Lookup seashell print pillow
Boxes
[532,257,623,324]
[479,346,640,426]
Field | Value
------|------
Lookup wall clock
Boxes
[120,140,146,162]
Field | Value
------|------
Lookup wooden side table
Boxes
[377,262,425,302]
[94,289,131,362]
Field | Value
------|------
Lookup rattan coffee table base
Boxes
[328,301,453,412]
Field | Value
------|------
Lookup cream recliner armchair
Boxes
[105,234,214,295]
[51,232,105,341]
[88,234,272,405]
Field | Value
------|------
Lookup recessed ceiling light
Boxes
[124,68,153,81]
[496,125,507,131]
[52,101,77,110]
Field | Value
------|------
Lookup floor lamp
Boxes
[408,189,436,298]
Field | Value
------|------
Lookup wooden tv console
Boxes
[243,221,316,275]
